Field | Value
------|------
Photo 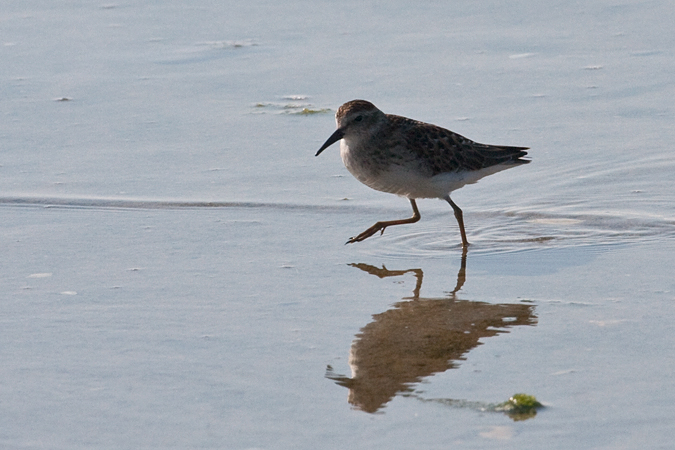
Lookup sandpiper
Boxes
[316,100,529,248]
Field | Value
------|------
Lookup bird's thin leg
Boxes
[445,196,470,249]
[347,199,421,244]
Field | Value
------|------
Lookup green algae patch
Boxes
[494,393,543,421]
[294,107,331,115]
[412,393,543,421]
[252,101,331,115]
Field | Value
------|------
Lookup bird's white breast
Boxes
[340,140,517,199]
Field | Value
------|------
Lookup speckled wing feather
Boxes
[387,115,529,175]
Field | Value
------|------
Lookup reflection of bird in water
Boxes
[350,248,467,299]
[326,259,536,414]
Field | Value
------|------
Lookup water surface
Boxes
[2,0,675,448]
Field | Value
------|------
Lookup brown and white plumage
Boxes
[316,100,529,248]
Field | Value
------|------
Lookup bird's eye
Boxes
[354,115,363,122]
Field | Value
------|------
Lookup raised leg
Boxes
[445,196,470,249]
[347,199,421,244]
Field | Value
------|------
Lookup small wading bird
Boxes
[316,100,529,249]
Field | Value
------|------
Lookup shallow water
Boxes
[2,0,675,449]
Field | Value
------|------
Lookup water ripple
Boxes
[2,196,672,258]
[357,210,675,259]
[0,196,355,213]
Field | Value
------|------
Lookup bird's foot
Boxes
[345,223,388,244]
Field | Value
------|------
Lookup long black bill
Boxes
[315,128,345,156]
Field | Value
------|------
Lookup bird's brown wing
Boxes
[389,115,529,175]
